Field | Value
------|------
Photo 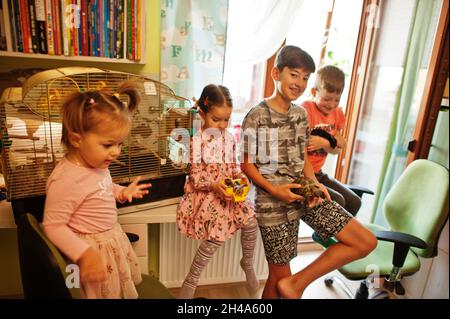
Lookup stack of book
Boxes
[0,0,141,60]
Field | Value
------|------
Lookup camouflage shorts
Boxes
[259,219,299,265]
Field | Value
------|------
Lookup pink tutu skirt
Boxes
[76,223,142,299]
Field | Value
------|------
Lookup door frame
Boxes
[406,0,449,163]
[335,0,381,183]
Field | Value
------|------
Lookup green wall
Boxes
[0,0,161,297]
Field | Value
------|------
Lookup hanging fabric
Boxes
[160,0,229,99]
[371,0,438,226]
[225,0,304,65]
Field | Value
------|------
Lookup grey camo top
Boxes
[241,100,310,226]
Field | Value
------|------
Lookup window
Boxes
[286,0,363,179]
[223,59,265,155]
[346,0,444,223]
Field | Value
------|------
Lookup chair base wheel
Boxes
[383,279,406,295]
[370,289,390,299]
[354,281,369,299]
[324,278,334,287]
[323,276,354,299]
[395,283,405,295]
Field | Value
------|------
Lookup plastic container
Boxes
[222,178,249,202]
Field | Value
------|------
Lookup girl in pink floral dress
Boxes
[176,84,258,299]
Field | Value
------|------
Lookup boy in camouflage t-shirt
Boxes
[241,46,377,299]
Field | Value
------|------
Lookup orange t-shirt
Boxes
[301,101,346,173]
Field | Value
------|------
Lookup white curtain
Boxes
[225,0,304,64]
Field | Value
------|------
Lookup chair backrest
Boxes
[17,213,83,299]
[383,159,449,258]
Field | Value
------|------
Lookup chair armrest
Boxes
[375,230,427,268]
[345,185,374,198]
[374,230,427,249]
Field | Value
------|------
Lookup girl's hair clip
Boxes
[203,96,209,106]
[88,98,95,104]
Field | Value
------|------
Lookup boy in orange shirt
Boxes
[301,65,361,216]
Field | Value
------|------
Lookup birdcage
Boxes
[0,67,193,222]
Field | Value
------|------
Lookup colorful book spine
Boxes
[76,0,81,55]
[103,0,109,57]
[90,0,97,56]
[44,0,54,54]
[108,0,113,58]
[135,0,140,60]
[70,0,78,56]
[117,0,123,58]
[35,0,47,53]
[126,0,131,59]
[12,0,23,52]
[27,0,39,53]
[19,0,31,53]
[131,0,135,60]
[80,0,87,55]
[113,0,121,58]
[0,0,6,50]
[98,0,103,56]
[6,0,18,51]
[52,0,61,55]
[1,0,13,51]
[60,0,69,55]
[88,0,95,56]
[111,0,115,58]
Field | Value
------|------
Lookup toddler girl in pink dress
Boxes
[43,82,151,298]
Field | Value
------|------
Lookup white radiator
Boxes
[159,223,268,288]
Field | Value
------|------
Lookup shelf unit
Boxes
[0,50,145,64]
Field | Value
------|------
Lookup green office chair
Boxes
[313,159,449,299]
[17,213,174,299]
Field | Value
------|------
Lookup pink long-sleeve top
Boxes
[42,158,125,262]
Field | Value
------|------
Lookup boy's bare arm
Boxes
[303,153,319,182]
[241,153,302,203]
[303,152,331,201]
[240,153,276,194]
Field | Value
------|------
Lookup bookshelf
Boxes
[0,50,144,64]
[0,0,146,65]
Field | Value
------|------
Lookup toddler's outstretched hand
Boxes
[121,176,152,203]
